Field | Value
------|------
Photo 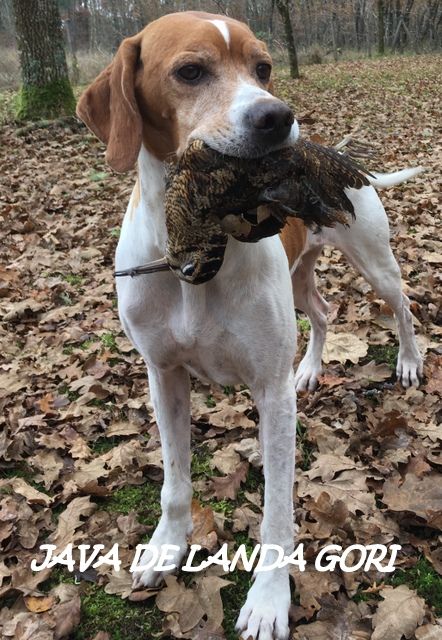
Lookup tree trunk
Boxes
[378,0,385,53]
[65,3,80,86]
[275,0,300,79]
[12,0,75,120]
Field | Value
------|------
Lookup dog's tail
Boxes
[368,166,425,189]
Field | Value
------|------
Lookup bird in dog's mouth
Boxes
[165,138,372,285]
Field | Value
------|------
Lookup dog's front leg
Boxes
[132,366,193,589]
[236,374,296,640]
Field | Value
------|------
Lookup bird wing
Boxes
[290,138,371,215]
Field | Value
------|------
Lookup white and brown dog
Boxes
[77,11,423,639]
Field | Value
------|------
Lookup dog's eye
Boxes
[176,64,204,83]
[256,63,272,82]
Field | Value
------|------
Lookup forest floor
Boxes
[0,54,441,640]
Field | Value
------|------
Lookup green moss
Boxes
[100,332,118,351]
[390,557,442,615]
[366,344,399,370]
[91,437,119,455]
[205,394,216,408]
[64,274,83,286]
[233,532,256,557]
[104,483,161,527]
[59,291,74,306]
[72,585,163,640]
[209,498,235,518]
[41,567,76,591]
[242,465,262,493]
[223,385,235,395]
[296,419,315,471]
[110,227,121,238]
[89,170,109,182]
[191,445,214,478]
[222,569,253,640]
[15,78,76,121]
[58,382,80,402]
[297,317,311,333]
[352,585,382,604]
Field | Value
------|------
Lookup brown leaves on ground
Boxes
[0,55,441,639]
[372,585,426,640]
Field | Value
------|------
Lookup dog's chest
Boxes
[161,284,251,384]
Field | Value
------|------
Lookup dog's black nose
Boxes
[245,100,294,146]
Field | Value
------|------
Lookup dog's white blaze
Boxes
[209,19,230,47]
[228,80,271,126]
[228,79,300,143]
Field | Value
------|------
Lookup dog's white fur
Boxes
[293,169,424,392]
[78,12,423,640]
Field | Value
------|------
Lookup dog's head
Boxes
[77,11,299,173]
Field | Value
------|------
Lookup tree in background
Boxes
[12,0,75,120]
[378,0,385,54]
[275,0,299,78]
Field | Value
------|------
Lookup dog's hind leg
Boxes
[236,374,296,640]
[292,246,329,392]
[132,366,193,588]
[327,187,423,387]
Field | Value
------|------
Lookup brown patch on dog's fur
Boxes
[280,218,307,267]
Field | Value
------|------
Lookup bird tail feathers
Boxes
[368,166,425,189]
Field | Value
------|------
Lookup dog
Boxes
[77,11,423,639]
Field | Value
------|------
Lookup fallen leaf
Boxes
[372,585,426,640]
[211,462,249,500]
[156,576,205,634]
[24,595,56,613]
[211,444,241,474]
[323,332,368,364]
[190,500,217,551]
[415,625,442,640]
[382,472,442,523]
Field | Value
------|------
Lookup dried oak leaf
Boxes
[50,583,81,639]
[49,495,96,549]
[292,593,367,639]
[305,454,360,483]
[211,461,249,500]
[382,472,442,523]
[371,585,426,640]
[202,398,255,430]
[195,575,232,632]
[297,469,375,516]
[322,332,368,364]
[415,625,442,639]
[24,595,56,613]
[211,444,241,475]
[304,491,349,538]
[10,560,52,597]
[156,575,206,634]
[289,564,341,620]
[104,569,133,599]
[190,499,218,551]
[232,505,261,542]
[5,478,52,507]
[349,360,392,382]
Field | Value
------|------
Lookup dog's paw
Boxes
[396,351,423,388]
[294,356,321,392]
[236,574,290,640]
[131,520,189,589]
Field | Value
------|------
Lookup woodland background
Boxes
[0,0,442,90]
[0,1,441,640]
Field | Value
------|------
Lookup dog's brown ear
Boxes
[76,36,142,173]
